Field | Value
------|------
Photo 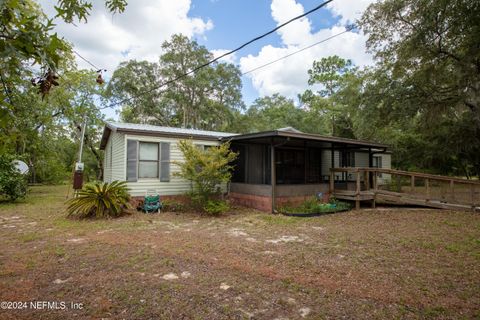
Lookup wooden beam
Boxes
[330,169,335,195]
[303,140,307,184]
[355,171,361,210]
[425,178,430,202]
[395,174,401,192]
[450,180,455,202]
[471,185,475,212]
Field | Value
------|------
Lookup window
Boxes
[372,156,382,168]
[195,144,214,151]
[138,142,159,178]
[340,151,355,167]
[372,156,382,177]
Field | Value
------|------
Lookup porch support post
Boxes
[368,147,373,167]
[368,147,373,188]
[355,169,361,210]
[270,138,276,213]
[330,142,335,174]
[303,140,307,184]
[330,143,335,194]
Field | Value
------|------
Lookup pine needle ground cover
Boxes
[0,185,478,319]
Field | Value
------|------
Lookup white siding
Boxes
[374,153,392,184]
[111,132,126,181]
[111,133,222,197]
[321,150,341,180]
[103,138,112,183]
[355,152,369,167]
[320,151,377,181]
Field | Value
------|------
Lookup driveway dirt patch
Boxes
[0,185,479,319]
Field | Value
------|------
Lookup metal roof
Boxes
[100,122,237,149]
[222,130,388,149]
[100,122,388,150]
[107,122,236,137]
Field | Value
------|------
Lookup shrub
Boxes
[174,140,237,211]
[279,197,351,215]
[66,181,130,219]
[203,199,230,215]
[0,154,28,201]
[161,199,190,213]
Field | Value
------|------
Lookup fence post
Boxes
[425,178,430,202]
[471,185,476,212]
[411,175,415,193]
[356,170,361,210]
[365,171,370,190]
[330,169,335,195]
[450,180,455,202]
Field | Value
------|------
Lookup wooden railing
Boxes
[330,167,480,211]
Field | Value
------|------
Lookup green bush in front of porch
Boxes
[174,140,238,214]
[279,196,351,216]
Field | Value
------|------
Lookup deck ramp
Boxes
[330,168,480,211]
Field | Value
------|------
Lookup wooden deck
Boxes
[330,168,480,212]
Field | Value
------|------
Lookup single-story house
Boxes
[99,122,390,212]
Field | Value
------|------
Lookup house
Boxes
[99,122,390,212]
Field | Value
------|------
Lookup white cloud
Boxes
[327,0,376,24]
[39,0,213,73]
[210,49,237,64]
[270,0,313,46]
[239,0,373,99]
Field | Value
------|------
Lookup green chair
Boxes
[143,190,162,213]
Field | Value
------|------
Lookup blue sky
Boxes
[40,0,375,119]
[189,0,343,105]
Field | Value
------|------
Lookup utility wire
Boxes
[104,0,334,109]
[73,50,102,71]
[242,25,354,75]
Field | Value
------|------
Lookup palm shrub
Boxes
[66,181,131,219]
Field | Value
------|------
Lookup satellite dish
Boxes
[13,160,29,175]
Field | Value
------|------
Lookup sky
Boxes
[39,0,376,119]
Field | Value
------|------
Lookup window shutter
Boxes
[378,156,383,168]
[160,142,170,182]
[126,140,138,182]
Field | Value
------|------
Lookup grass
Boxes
[0,185,479,319]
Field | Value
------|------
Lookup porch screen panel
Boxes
[275,148,305,184]
[126,139,138,182]
[306,148,321,183]
[264,146,271,185]
[247,144,264,184]
[231,144,246,183]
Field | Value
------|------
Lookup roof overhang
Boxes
[221,130,388,151]
[99,123,225,150]
[99,124,113,150]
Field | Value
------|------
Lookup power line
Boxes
[242,25,354,76]
[104,0,334,109]
[73,50,102,71]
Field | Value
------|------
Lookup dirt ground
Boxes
[0,185,479,319]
